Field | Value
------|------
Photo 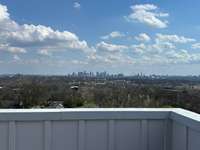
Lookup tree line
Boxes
[0,75,200,113]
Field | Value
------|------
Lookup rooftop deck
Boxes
[0,108,199,150]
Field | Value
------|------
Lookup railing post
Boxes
[78,120,85,150]
[108,120,115,150]
[9,121,16,150]
[164,119,172,150]
[141,120,148,150]
[186,126,189,150]
[44,121,52,150]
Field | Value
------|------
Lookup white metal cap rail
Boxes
[0,108,198,150]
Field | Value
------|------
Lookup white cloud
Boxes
[101,31,125,40]
[1,3,200,69]
[92,32,200,66]
[125,4,169,28]
[87,51,133,65]
[0,44,26,53]
[5,24,88,53]
[130,34,200,65]
[156,33,196,43]
[131,43,146,54]
[0,4,9,20]
[74,2,81,9]
[192,43,200,49]
[152,41,175,53]
[96,41,128,53]
[135,33,151,42]
[38,49,52,56]
[87,41,131,65]
[165,49,191,63]
[132,48,199,65]
[131,40,176,55]
[0,4,89,55]
[13,55,21,61]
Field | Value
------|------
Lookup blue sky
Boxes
[0,0,200,75]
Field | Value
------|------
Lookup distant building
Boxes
[70,86,79,91]
[48,101,64,108]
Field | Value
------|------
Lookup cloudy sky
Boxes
[0,0,200,75]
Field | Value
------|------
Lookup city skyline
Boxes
[0,0,200,75]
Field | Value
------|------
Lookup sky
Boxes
[0,0,200,75]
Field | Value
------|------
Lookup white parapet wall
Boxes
[0,108,199,150]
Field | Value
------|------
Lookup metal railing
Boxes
[0,108,199,150]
